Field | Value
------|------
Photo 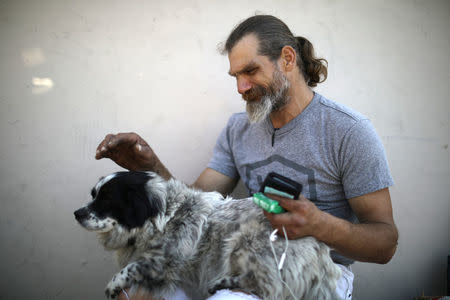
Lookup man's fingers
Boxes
[264,193,303,212]
[107,133,132,148]
[263,196,308,225]
[277,198,303,211]
[264,211,299,238]
[95,133,139,159]
[264,208,293,225]
[95,134,115,159]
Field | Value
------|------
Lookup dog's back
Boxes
[187,196,341,299]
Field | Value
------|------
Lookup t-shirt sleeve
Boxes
[207,118,240,179]
[340,119,394,199]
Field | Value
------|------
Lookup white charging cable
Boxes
[121,289,130,300]
[269,226,298,300]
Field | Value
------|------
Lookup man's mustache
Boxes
[243,85,267,102]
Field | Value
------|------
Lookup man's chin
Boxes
[245,95,273,124]
[243,97,261,103]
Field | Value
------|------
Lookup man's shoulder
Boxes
[312,94,382,145]
[315,93,368,123]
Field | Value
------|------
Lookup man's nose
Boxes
[237,77,252,95]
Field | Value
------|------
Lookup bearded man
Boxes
[96,15,398,300]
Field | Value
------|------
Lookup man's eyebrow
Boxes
[228,62,258,77]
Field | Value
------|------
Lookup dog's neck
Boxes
[115,246,137,268]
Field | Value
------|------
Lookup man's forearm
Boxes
[318,212,398,264]
[191,168,239,195]
[148,156,173,181]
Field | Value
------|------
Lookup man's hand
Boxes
[263,194,326,240]
[95,132,172,179]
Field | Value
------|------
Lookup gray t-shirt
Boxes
[207,92,394,265]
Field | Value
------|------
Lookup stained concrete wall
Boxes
[0,0,449,299]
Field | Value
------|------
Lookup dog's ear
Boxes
[125,184,163,228]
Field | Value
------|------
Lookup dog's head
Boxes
[74,171,165,235]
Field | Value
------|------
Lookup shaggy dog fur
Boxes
[74,171,340,300]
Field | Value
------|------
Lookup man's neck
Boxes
[269,82,314,129]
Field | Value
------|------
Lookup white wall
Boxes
[0,0,449,299]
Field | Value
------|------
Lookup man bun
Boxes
[295,36,328,87]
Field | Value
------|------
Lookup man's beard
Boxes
[243,68,290,124]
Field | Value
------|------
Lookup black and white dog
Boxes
[74,171,340,300]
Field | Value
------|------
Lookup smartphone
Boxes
[259,172,303,199]
[253,172,303,214]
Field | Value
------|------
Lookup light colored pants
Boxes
[166,289,260,300]
[166,264,354,300]
[335,264,354,300]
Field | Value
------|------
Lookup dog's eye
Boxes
[91,188,97,198]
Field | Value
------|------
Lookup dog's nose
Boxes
[74,207,89,221]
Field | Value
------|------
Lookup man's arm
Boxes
[96,132,173,180]
[264,188,398,264]
[95,134,238,196]
[192,168,239,196]
[332,188,398,263]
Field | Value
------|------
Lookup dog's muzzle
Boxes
[74,207,89,222]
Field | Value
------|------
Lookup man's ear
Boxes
[280,45,297,72]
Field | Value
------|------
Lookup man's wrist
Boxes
[149,157,172,180]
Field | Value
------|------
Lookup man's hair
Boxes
[224,15,328,87]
